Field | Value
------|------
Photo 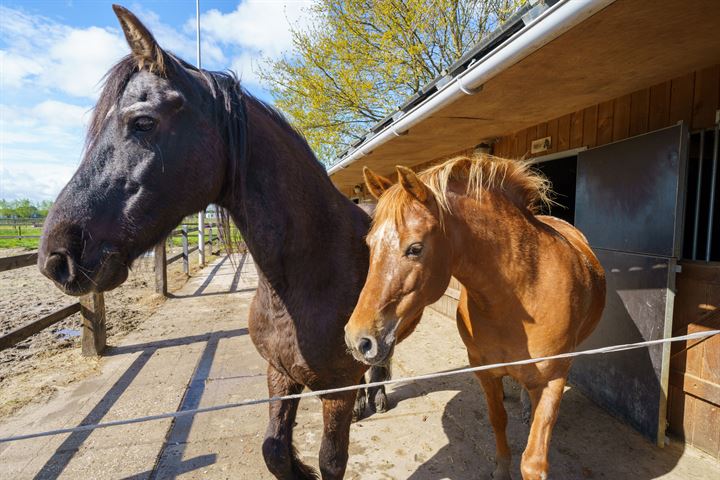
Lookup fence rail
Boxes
[0,220,222,356]
[0,251,103,355]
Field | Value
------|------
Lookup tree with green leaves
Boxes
[261,0,525,164]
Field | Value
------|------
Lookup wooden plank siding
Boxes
[668,262,720,459]
[495,65,720,162]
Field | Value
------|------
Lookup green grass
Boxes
[0,226,42,249]
[0,224,234,252]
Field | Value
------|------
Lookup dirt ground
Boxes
[0,246,218,419]
[1,254,717,479]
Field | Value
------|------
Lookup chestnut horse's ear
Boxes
[363,167,394,200]
[396,166,428,203]
[112,4,166,74]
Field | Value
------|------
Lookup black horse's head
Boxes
[39,5,240,295]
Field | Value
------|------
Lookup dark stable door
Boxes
[570,123,687,444]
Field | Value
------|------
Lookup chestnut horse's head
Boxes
[344,166,452,365]
[39,5,240,295]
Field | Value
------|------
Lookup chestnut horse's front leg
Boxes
[475,372,512,480]
[521,375,567,480]
[319,391,357,479]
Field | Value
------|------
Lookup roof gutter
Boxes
[328,0,617,176]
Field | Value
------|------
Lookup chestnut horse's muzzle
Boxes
[344,327,396,366]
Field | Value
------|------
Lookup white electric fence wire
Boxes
[0,329,717,444]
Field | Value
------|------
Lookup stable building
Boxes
[329,0,720,458]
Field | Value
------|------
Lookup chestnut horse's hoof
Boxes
[492,464,512,480]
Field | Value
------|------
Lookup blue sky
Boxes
[0,0,313,201]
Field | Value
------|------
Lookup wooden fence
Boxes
[0,222,221,356]
[153,223,221,296]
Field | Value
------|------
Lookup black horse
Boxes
[38,5,389,478]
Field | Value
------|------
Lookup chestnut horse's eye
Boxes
[405,243,423,257]
[133,116,155,132]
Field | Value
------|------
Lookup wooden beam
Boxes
[0,303,81,351]
[154,242,167,296]
[0,252,38,273]
[80,293,106,356]
[670,370,720,407]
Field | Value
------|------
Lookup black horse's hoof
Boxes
[369,389,388,413]
[352,390,367,422]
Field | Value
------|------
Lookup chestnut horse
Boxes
[38,5,390,479]
[345,155,606,480]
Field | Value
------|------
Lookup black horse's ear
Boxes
[112,4,166,74]
[363,167,394,200]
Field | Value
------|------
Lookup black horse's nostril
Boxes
[44,251,76,284]
[357,336,377,358]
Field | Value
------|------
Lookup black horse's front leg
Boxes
[352,375,367,422]
[367,362,391,413]
[262,365,318,480]
[319,391,356,479]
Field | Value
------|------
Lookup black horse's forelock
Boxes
[86,51,314,256]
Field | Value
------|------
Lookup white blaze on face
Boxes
[367,219,403,290]
[368,220,400,256]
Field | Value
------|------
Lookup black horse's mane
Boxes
[88,53,311,156]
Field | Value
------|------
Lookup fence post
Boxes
[80,293,106,356]
[198,211,205,267]
[154,241,167,296]
[182,224,189,274]
[208,224,213,251]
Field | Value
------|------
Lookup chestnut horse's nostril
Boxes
[44,251,76,284]
[357,336,377,359]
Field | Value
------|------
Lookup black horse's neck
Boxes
[218,93,369,292]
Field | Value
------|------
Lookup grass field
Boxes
[0,226,225,250]
[0,226,42,249]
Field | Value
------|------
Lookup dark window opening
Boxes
[532,156,577,225]
[682,127,720,262]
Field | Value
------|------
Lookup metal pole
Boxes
[706,125,719,261]
[195,0,201,68]
[691,131,704,260]
[195,0,206,267]
[182,224,189,274]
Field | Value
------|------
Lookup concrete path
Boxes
[0,255,718,479]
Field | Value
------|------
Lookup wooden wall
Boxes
[493,65,720,159]
[669,264,720,458]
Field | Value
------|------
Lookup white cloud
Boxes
[0,100,87,201]
[128,3,226,67]
[0,163,78,202]
[199,1,311,57]
[193,1,313,86]
[0,6,127,100]
[0,2,312,201]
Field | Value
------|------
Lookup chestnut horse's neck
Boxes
[444,188,555,309]
[218,95,369,293]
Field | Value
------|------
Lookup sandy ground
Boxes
[0,254,717,479]
[0,246,218,419]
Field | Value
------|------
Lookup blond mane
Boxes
[372,154,553,231]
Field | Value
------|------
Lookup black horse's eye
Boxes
[133,116,155,132]
[405,243,423,258]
